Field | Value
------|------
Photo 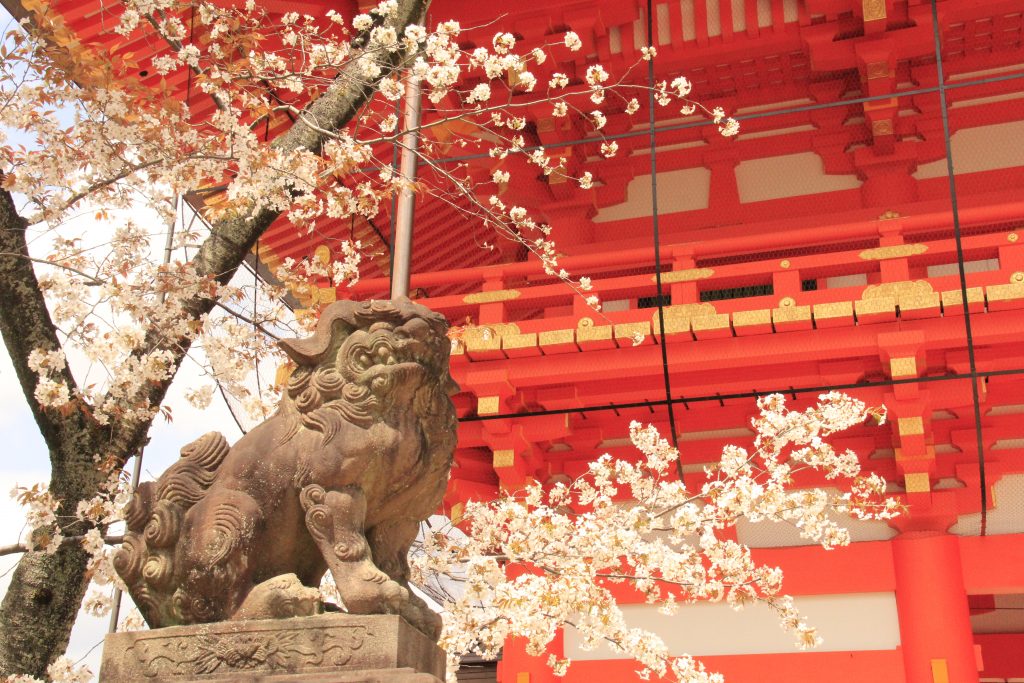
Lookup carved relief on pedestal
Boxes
[126,623,369,678]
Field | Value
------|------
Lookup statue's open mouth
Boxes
[345,330,441,390]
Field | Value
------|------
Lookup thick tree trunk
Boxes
[0,455,107,677]
[0,544,91,677]
[0,185,110,677]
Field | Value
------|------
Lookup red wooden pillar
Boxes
[496,633,562,683]
[893,533,979,683]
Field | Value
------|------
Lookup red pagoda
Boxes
[30,0,1024,681]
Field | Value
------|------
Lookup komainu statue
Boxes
[113,298,457,639]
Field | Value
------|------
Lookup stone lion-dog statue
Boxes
[113,298,457,639]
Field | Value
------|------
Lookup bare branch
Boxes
[0,534,123,558]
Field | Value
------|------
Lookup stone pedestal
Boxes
[99,614,445,682]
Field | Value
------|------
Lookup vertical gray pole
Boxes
[390,76,421,300]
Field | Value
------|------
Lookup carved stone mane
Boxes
[113,298,457,639]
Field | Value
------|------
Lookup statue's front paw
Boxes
[232,573,322,621]
[401,600,443,640]
[356,567,408,612]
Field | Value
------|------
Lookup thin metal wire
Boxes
[644,0,683,480]
[423,73,1024,169]
[461,366,1024,423]
[930,0,988,535]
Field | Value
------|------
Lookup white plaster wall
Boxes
[563,592,901,658]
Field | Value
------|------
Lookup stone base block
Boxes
[99,614,444,682]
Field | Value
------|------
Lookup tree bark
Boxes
[0,186,109,676]
[0,0,428,677]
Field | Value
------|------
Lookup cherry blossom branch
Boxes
[0,253,104,285]
[0,534,123,558]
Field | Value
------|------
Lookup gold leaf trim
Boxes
[772,305,811,323]
[732,309,771,327]
[493,449,515,469]
[890,357,917,378]
[652,303,717,328]
[614,322,650,340]
[862,280,933,304]
[655,268,714,284]
[477,396,501,415]
[463,289,522,304]
[941,288,983,306]
[986,283,1024,302]
[576,323,612,342]
[905,472,930,493]
[691,314,730,331]
[539,329,575,346]
[858,244,928,260]
[898,416,924,436]
[813,301,854,319]
[863,0,886,21]
[502,332,538,350]
[855,297,897,316]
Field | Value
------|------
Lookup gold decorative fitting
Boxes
[539,329,575,346]
[656,268,714,284]
[871,119,894,136]
[855,297,896,316]
[859,243,928,260]
[1009,232,1019,243]
[813,301,854,319]
[862,0,886,21]
[779,296,796,308]
[733,309,772,326]
[313,244,331,265]
[315,287,337,306]
[986,283,1024,303]
[652,303,718,330]
[773,305,811,322]
[890,356,918,378]
[477,396,501,415]
[879,210,901,220]
[576,323,612,342]
[463,289,521,304]
[493,449,516,469]
[897,416,925,436]
[862,280,934,305]
[1012,272,1024,284]
[578,317,594,328]
[866,61,890,80]
[465,334,501,353]
[448,502,465,523]
[904,472,931,494]
[502,332,538,350]
[460,322,521,347]
[931,658,950,683]
[780,259,791,269]
[899,293,940,311]
[691,314,730,331]
[941,287,983,306]
[614,322,650,341]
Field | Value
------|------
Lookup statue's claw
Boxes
[301,484,409,616]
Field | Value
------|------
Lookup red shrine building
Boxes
[31,0,1024,681]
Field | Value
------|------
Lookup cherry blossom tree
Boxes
[0,2,909,683]
[419,394,898,683]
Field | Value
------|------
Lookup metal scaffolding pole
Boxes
[390,76,421,300]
